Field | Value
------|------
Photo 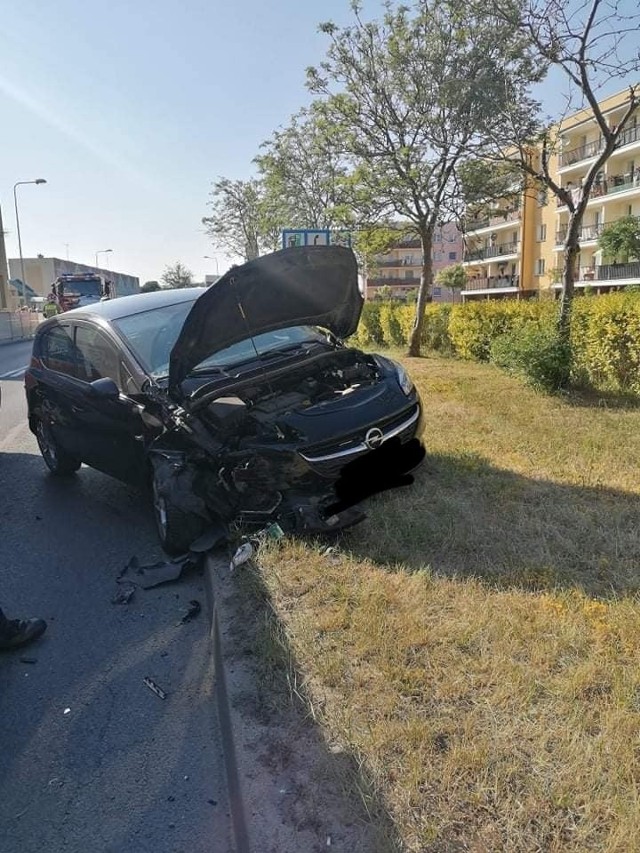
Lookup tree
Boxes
[486,0,640,344]
[202,177,280,261]
[141,280,161,292]
[161,262,193,289]
[307,0,539,356]
[256,107,353,231]
[598,215,640,264]
[435,263,467,301]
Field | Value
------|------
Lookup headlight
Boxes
[394,362,414,396]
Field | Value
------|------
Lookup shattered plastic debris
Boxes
[180,599,201,624]
[118,553,202,589]
[189,522,228,553]
[19,657,37,665]
[229,542,254,571]
[264,522,284,541]
[63,708,71,715]
[143,676,167,700]
[111,585,135,605]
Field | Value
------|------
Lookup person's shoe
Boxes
[0,618,47,651]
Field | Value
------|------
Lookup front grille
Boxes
[302,403,418,458]
[300,403,421,479]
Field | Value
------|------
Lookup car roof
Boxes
[56,287,205,322]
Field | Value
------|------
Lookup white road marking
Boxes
[0,366,28,379]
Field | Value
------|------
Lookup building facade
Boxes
[462,87,640,300]
[8,257,140,300]
[366,222,464,302]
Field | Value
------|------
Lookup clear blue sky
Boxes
[0,0,634,284]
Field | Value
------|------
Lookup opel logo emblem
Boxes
[364,427,384,450]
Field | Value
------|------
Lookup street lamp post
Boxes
[204,255,219,274]
[95,248,113,269]
[13,179,47,308]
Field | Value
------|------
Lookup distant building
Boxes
[365,223,464,302]
[8,257,140,300]
[462,86,640,301]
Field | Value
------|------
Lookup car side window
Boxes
[40,326,80,378]
[75,326,127,392]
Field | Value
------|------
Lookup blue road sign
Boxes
[282,229,353,249]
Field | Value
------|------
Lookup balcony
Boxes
[464,275,520,292]
[555,222,604,244]
[616,123,640,151]
[368,276,421,287]
[374,258,420,268]
[559,124,640,169]
[464,242,519,262]
[556,171,640,208]
[559,137,603,168]
[596,261,640,282]
[465,208,520,233]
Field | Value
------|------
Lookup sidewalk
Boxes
[0,310,41,345]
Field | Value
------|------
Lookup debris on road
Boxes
[143,676,167,700]
[63,708,70,715]
[118,553,203,589]
[189,522,228,553]
[180,599,201,624]
[230,542,254,571]
[111,584,135,605]
[19,657,37,665]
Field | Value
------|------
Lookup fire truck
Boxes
[52,273,115,312]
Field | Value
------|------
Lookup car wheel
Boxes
[151,471,208,555]
[35,417,81,476]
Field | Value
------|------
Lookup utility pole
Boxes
[0,203,9,310]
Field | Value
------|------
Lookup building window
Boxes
[448,251,457,260]
[404,269,413,279]
[535,258,546,276]
[537,224,547,242]
[433,287,441,296]
[537,189,548,206]
[433,251,443,261]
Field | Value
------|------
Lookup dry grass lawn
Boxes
[251,355,640,852]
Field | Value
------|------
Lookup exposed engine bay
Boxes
[149,348,389,536]
[200,348,381,440]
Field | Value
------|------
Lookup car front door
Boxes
[71,322,151,485]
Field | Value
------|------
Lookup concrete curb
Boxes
[0,335,35,347]
[204,555,251,853]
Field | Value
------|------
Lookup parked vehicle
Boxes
[25,246,424,553]
[52,273,115,312]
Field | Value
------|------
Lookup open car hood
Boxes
[169,245,363,392]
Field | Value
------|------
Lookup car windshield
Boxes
[63,279,102,298]
[113,299,327,379]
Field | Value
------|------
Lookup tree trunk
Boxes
[558,223,580,346]
[408,225,434,357]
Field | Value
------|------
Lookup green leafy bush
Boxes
[490,323,571,392]
[571,294,640,393]
[353,301,384,347]
[423,304,454,354]
[379,302,405,346]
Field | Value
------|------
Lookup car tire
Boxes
[151,472,208,555]
[35,417,81,476]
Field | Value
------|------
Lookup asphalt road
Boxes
[0,339,234,852]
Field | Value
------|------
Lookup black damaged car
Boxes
[25,246,424,553]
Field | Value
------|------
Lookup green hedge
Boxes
[349,294,640,394]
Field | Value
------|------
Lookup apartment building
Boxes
[462,87,640,301]
[366,222,463,302]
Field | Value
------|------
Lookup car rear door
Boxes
[71,322,151,485]
[33,323,90,458]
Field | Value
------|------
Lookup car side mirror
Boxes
[88,377,120,400]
